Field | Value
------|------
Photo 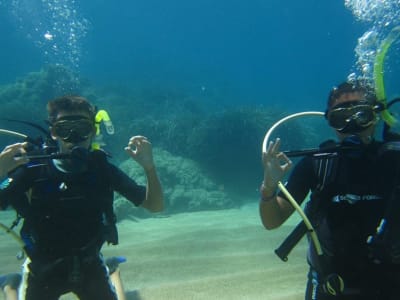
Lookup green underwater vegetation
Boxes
[115,148,233,219]
[0,65,326,221]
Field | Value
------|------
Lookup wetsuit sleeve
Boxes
[278,156,317,206]
[108,164,146,206]
[0,165,32,210]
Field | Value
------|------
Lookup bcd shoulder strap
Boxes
[312,139,340,193]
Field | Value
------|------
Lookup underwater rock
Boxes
[114,147,234,220]
[0,65,84,120]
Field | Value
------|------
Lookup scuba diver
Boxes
[260,79,400,299]
[92,108,115,150]
[0,96,164,299]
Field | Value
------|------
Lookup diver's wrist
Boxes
[144,164,156,173]
[261,180,276,192]
[260,181,277,202]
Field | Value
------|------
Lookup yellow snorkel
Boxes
[95,109,114,136]
[93,109,114,150]
[373,26,400,127]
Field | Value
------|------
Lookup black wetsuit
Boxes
[0,150,146,300]
[281,140,400,299]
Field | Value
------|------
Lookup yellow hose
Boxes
[277,182,323,256]
[263,112,325,256]
[373,26,400,127]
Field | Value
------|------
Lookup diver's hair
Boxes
[327,79,377,109]
[47,95,96,124]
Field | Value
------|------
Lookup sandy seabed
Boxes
[0,203,308,300]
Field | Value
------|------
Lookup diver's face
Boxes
[327,92,377,143]
[51,111,95,152]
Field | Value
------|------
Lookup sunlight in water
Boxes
[8,0,90,70]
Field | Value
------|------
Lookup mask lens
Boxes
[53,119,94,141]
[328,107,353,130]
[353,109,374,126]
[73,120,94,137]
[53,122,71,139]
[327,102,376,132]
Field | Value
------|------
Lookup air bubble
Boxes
[9,0,90,71]
[346,0,400,80]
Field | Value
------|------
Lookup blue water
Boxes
[0,0,372,112]
[1,3,400,297]
[1,0,399,184]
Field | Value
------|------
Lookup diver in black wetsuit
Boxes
[0,96,164,300]
[260,80,400,299]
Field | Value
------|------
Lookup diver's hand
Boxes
[0,142,29,177]
[262,138,292,188]
[124,136,155,171]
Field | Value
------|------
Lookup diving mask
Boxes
[327,101,379,133]
[52,116,95,143]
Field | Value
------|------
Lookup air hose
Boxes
[262,111,325,257]
[373,26,400,127]
[262,111,344,296]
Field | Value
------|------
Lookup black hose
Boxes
[275,221,309,261]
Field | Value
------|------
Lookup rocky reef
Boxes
[114,148,233,220]
[0,68,323,220]
[0,65,83,119]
